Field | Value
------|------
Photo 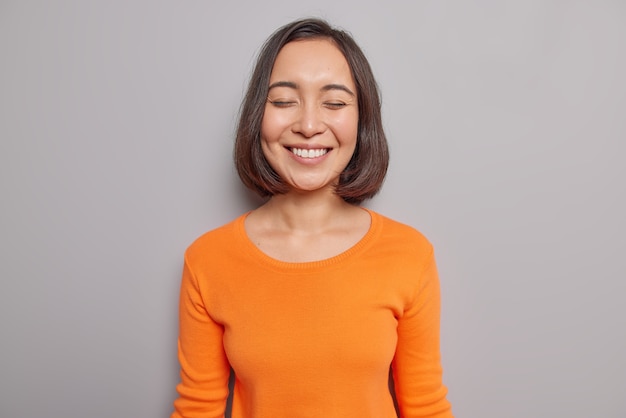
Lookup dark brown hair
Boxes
[234,18,389,204]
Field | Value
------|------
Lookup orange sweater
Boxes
[172,210,453,418]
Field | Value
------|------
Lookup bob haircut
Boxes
[234,18,389,204]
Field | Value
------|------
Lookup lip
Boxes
[285,145,332,164]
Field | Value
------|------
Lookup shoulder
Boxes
[369,210,433,252]
[184,213,248,263]
[363,210,436,272]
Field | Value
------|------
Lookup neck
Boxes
[259,190,357,233]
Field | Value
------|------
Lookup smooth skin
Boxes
[245,39,371,263]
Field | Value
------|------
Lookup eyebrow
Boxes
[268,81,298,90]
[268,81,355,97]
[321,83,355,96]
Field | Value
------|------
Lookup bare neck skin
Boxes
[244,189,371,263]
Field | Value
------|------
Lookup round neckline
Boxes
[236,208,381,271]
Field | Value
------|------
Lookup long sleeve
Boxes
[392,249,453,417]
[171,255,231,418]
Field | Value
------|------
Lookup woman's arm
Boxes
[171,256,231,418]
[392,250,454,418]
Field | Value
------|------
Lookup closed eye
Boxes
[323,102,347,109]
[267,98,296,108]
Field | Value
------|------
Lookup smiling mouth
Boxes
[290,147,329,159]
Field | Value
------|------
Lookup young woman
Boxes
[171,18,454,418]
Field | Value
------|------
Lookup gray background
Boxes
[1,1,624,417]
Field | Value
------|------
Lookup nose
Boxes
[292,103,326,138]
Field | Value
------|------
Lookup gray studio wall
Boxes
[1,1,624,417]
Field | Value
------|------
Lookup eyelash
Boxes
[267,99,347,109]
[324,102,347,109]
[268,99,296,108]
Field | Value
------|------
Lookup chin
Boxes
[288,181,332,193]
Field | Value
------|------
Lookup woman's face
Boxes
[261,38,358,195]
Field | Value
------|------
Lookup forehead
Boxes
[270,39,354,86]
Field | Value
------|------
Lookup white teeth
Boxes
[291,147,328,159]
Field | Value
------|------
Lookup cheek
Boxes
[330,111,359,143]
[260,109,272,141]
[261,107,291,143]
